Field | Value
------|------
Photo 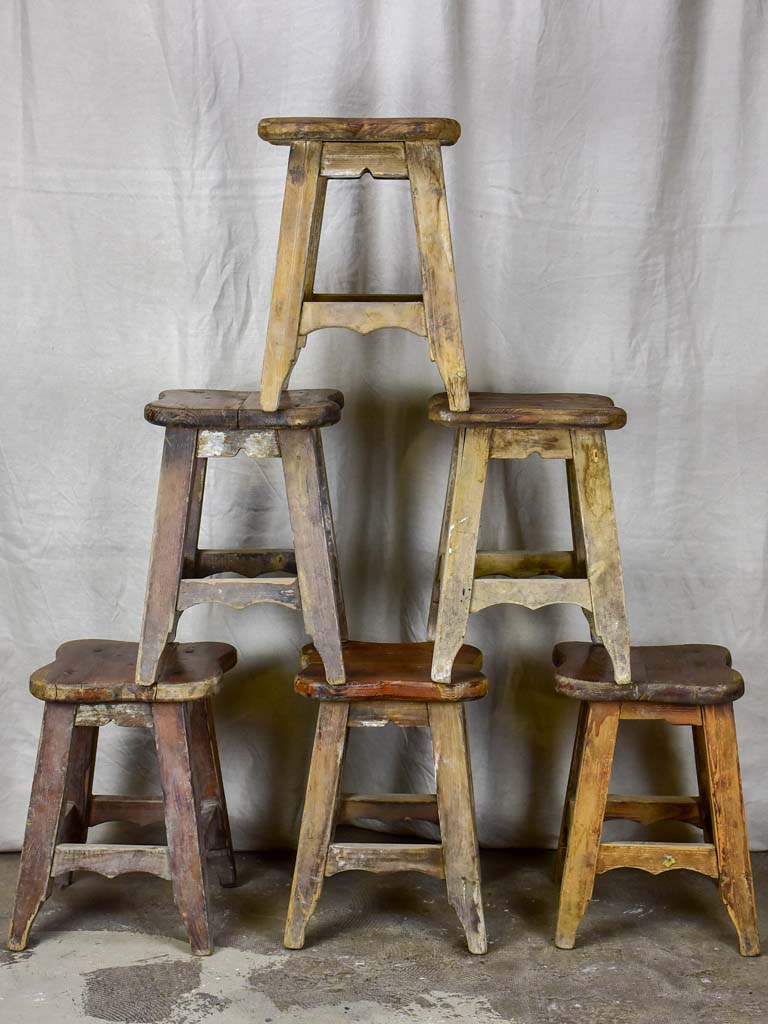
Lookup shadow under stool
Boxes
[139,387,348,685]
[553,641,760,956]
[7,639,237,955]
[428,392,631,684]
[257,116,469,411]
[284,641,489,954]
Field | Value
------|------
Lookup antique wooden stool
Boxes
[257,117,469,412]
[428,393,631,685]
[285,641,488,954]
[7,639,237,956]
[138,388,347,686]
[553,641,760,956]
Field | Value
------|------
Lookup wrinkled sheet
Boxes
[1,1,767,851]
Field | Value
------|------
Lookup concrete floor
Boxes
[0,845,766,1023]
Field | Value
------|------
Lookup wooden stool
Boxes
[284,641,488,954]
[553,642,760,956]
[257,117,469,412]
[138,388,347,685]
[428,393,632,684]
[7,640,237,956]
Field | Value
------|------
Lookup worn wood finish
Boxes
[325,843,444,878]
[430,428,491,681]
[57,724,98,886]
[337,794,439,825]
[470,578,592,614]
[566,456,599,640]
[702,703,760,955]
[137,428,199,685]
[299,297,427,336]
[595,842,718,877]
[407,142,469,410]
[197,430,280,459]
[570,431,631,684]
[182,456,207,577]
[692,724,714,842]
[281,430,346,683]
[88,795,165,828]
[427,433,460,641]
[428,392,627,430]
[555,702,620,950]
[51,844,172,881]
[348,701,430,728]
[603,794,703,827]
[192,548,297,578]
[7,704,77,951]
[75,704,154,728]
[490,429,573,460]
[554,701,589,884]
[297,641,486,702]
[260,141,324,410]
[32,640,237,704]
[189,700,237,887]
[259,117,462,145]
[320,141,408,179]
[314,430,348,641]
[620,703,702,725]
[177,577,300,612]
[284,702,349,949]
[553,643,744,705]
[474,550,579,579]
[430,703,487,954]
[147,389,344,431]
[153,703,213,956]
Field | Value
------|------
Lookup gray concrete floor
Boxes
[0,845,766,1023]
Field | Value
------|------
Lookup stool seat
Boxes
[296,641,487,701]
[553,642,744,704]
[144,388,344,430]
[428,392,627,430]
[258,117,461,146]
[30,640,237,703]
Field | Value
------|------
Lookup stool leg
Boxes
[187,700,237,888]
[137,428,199,684]
[8,704,76,951]
[315,430,348,640]
[260,140,324,411]
[427,432,460,640]
[430,428,491,682]
[58,724,99,887]
[692,724,714,843]
[554,701,589,883]
[406,142,469,412]
[570,431,631,685]
[555,702,619,950]
[566,459,599,641]
[153,704,212,956]
[281,429,346,683]
[284,703,349,949]
[181,455,207,578]
[430,703,487,954]
[701,704,760,956]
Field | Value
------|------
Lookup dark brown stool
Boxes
[7,640,237,956]
[257,117,469,412]
[553,642,760,956]
[138,388,347,686]
[284,641,488,954]
[428,392,631,685]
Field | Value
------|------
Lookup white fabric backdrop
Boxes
[2,0,767,851]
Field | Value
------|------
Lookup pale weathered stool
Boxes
[7,640,237,956]
[138,388,347,686]
[553,641,760,956]
[285,641,488,954]
[428,393,631,685]
[257,117,469,412]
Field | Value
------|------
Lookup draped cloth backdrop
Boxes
[2,1,767,851]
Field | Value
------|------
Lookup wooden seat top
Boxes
[258,117,461,146]
[428,393,627,430]
[145,388,344,430]
[30,640,238,703]
[553,642,744,705]
[296,641,487,702]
